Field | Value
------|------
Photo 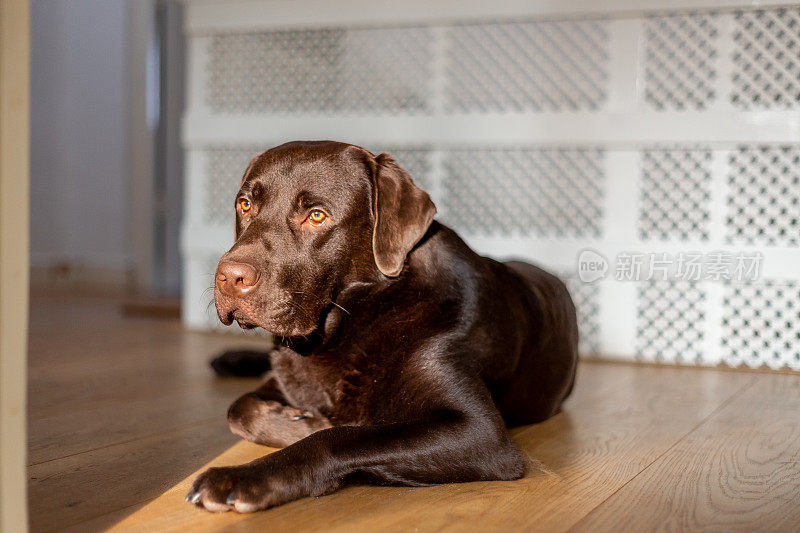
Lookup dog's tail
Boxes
[209,350,272,377]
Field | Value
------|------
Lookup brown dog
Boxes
[186,141,578,513]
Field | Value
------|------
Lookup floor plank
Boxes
[97,364,753,532]
[29,378,245,465]
[571,372,800,532]
[28,296,269,465]
[29,422,240,532]
[28,294,800,532]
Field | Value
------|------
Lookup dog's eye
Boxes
[238,198,251,214]
[308,210,327,226]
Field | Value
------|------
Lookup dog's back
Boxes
[402,224,579,427]
[489,259,579,426]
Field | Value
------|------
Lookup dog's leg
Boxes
[187,394,523,512]
[226,372,331,448]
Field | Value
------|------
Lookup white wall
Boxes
[30,0,130,272]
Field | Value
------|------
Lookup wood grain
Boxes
[29,422,240,532]
[99,364,753,532]
[28,294,800,532]
[571,373,800,532]
[29,381,241,465]
[28,296,269,466]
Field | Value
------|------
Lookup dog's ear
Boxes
[370,153,436,277]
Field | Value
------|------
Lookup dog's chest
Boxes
[271,346,382,424]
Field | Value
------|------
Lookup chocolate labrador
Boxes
[186,141,578,513]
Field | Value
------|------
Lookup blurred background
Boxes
[30,0,183,297]
[30,0,800,371]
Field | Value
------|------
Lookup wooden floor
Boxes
[29,294,800,532]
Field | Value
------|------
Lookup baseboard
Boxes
[30,262,134,296]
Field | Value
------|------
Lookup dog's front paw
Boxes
[186,464,271,513]
[186,455,338,513]
[228,393,331,447]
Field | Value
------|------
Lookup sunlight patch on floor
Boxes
[105,440,272,532]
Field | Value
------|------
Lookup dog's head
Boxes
[214,141,436,337]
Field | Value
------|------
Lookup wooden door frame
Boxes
[0,0,30,530]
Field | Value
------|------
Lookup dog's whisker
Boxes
[288,301,315,315]
[329,299,351,315]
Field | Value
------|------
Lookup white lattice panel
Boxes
[445,20,608,112]
[643,14,719,110]
[639,148,713,241]
[726,146,800,246]
[565,277,601,356]
[207,27,434,114]
[183,1,800,371]
[636,281,708,364]
[730,8,800,110]
[368,145,435,193]
[204,145,261,225]
[441,148,604,236]
[722,280,800,370]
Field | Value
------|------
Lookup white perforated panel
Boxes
[207,27,434,114]
[639,147,712,241]
[204,145,261,225]
[722,280,800,370]
[637,281,707,364]
[441,148,604,236]
[565,277,601,356]
[368,145,435,193]
[445,20,608,112]
[731,8,800,109]
[644,14,718,110]
[726,146,800,246]
[184,3,800,371]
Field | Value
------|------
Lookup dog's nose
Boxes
[216,261,260,298]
